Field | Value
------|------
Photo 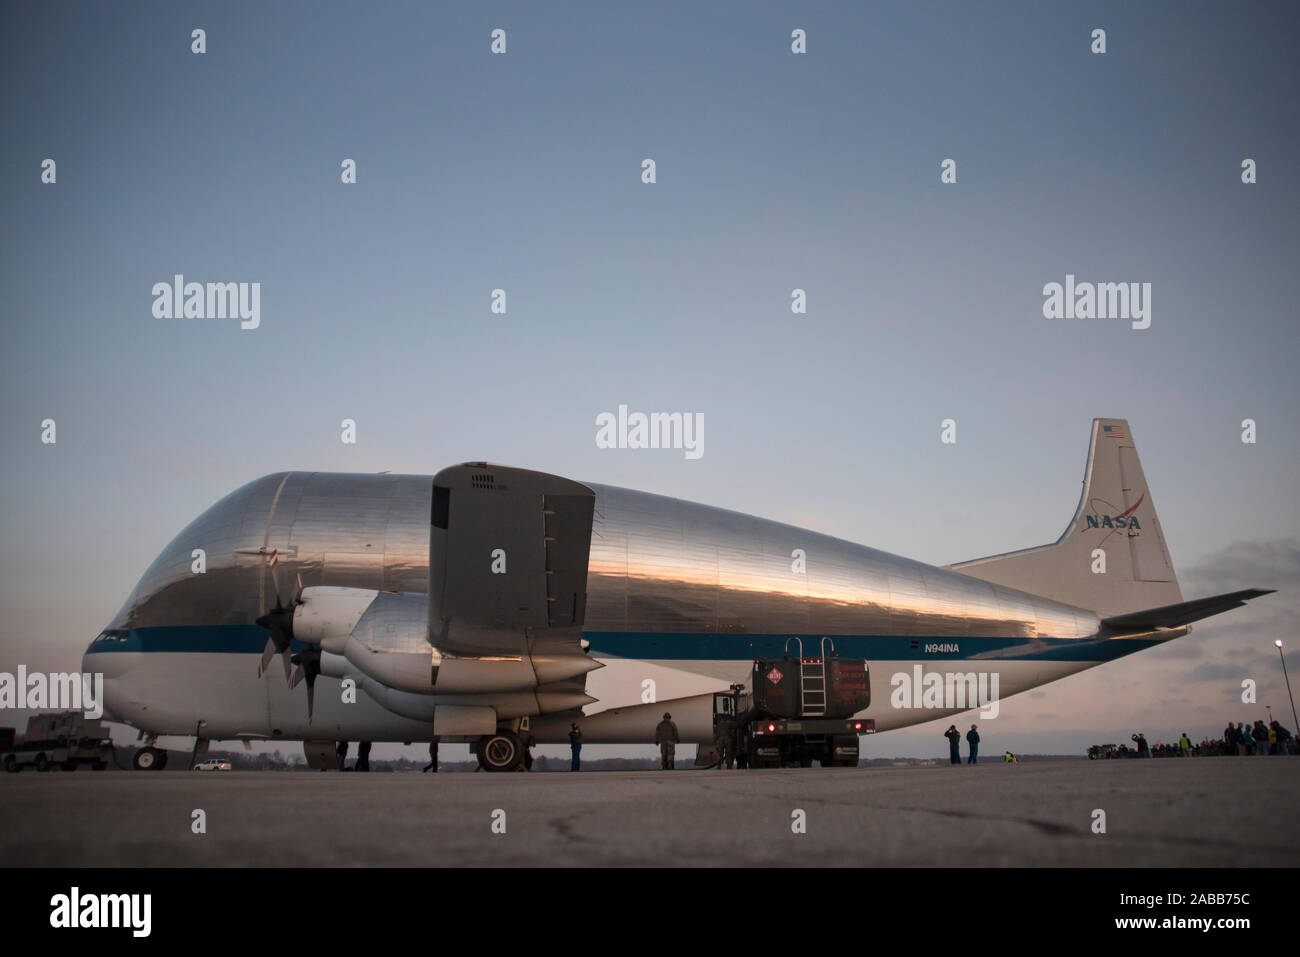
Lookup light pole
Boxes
[1278,640,1299,739]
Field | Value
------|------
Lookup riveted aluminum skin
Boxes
[108,471,1096,641]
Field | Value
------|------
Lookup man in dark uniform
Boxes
[655,712,680,769]
[966,724,980,764]
[355,740,371,772]
[713,714,736,769]
[568,722,582,771]
[422,738,439,773]
[944,725,961,764]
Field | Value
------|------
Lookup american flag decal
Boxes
[1102,425,1127,439]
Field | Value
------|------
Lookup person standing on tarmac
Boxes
[713,714,736,769]
[422,738,439,773]
[655,712,680,769]
[966,724,980,764]
[944,725,961,765]
[568,722,583,771]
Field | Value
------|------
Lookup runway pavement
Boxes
[2,757,1295,867]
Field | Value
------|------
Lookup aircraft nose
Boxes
[83,630,139,680]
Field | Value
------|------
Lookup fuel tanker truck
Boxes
[705,637,873,768]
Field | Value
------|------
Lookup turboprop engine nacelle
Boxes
[291,586,600,696]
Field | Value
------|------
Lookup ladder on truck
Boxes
[785,637,836,717]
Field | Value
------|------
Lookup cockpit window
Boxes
[92,629,130,644]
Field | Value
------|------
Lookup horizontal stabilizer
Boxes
[1099,588,1274,635]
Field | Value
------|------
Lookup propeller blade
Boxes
[258,636,276,678]
[289,664,303,690]
[255,605,294,678]
[266,549,283,606]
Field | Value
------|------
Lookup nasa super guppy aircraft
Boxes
[84,419,1271,770]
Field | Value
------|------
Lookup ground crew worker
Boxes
[521,730,536,771]
[944,725,961,765]
[713,715,736,769]
[655,712,680,769]
[422,738,439,772]
[336,740,349,771]
[355,740,371,772]
[966,724,980,764]
[568,722,582,771]
[1179,732,1192,756]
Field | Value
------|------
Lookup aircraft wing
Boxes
[428,463,595,657]
[1098,588,1275,636]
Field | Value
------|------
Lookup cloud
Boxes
[1189,661,1247,681]
[1182,538,1300,593]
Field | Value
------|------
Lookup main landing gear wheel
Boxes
[133,747,167,771]
[476,732,523,772]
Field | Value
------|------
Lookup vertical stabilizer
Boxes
[946,419,1183,618]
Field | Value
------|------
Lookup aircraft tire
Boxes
[476,732,523,772]
[133,747,163,771]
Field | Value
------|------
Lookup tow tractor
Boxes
[709,637,873,768]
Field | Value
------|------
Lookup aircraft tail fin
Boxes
[946,418,1184,619]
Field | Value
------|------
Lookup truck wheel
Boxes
[133,747,163,771]
[35,754,49,772]
[4,754,17,773]
[476,732,522,772]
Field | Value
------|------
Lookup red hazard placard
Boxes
[767,667,783,685]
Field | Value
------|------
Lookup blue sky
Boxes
[2,1,1297,758]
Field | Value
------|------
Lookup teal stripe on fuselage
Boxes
[85,625,1160,663]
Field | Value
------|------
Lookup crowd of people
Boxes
[1092,718,1295,758]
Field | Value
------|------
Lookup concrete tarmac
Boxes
[2,757,1296,867]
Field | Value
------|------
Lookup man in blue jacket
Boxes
[966,724,980,764]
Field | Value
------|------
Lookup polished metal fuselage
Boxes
[109,471,1097,640]
[90,471,1110,743]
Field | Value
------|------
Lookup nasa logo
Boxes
[1084,513,1142,531]
[1081,494,1144,533]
